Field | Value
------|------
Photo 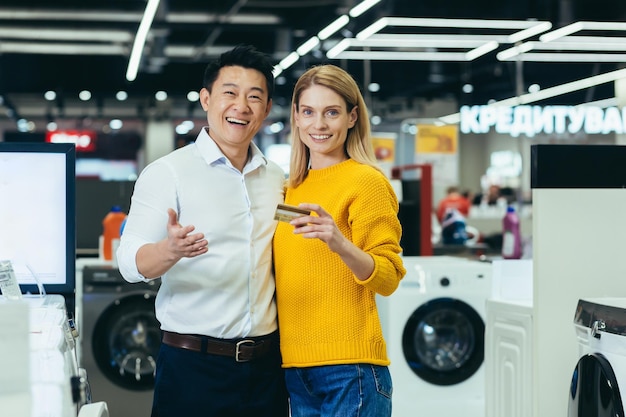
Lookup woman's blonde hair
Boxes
[288,64,380,187]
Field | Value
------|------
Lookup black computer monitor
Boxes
[0,142,76,298]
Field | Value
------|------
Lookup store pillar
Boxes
[145,119,175,165]
[615,77,626,145]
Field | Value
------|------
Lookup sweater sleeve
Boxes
[348,171,406,296]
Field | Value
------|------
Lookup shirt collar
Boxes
[195,127,268,171]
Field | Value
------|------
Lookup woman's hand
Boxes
[289,203,348,254]
[289,203,374,281]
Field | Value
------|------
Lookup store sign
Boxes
[460,105,626,137]
[46,130,97,152]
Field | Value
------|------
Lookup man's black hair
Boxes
[202,44,275,101]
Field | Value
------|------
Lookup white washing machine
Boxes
[568,298,626,417]
[81,264,161,417]
[378,256,492,417]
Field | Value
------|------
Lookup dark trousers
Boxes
[151,341,289,417]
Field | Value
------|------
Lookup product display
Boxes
[0,260,22,300]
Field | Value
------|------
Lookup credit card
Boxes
[274,204,311,222]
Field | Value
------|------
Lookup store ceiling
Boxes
[1,0,626,124]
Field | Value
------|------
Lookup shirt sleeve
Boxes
[116,160,178,283]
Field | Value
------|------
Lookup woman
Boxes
[273,64,406,417]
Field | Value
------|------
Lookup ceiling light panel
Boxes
[499,21,626,62]
[330,17,552,62]
[438,67,626,124]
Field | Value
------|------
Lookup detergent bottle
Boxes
[501,205,522,259]
[101,205,127,261]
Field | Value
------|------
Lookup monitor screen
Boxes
[0,142,76,296]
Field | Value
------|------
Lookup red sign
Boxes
[46,130,97,152]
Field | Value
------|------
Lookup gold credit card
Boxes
[274,204,311,222]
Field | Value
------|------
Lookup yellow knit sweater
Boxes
[274,159,406,368]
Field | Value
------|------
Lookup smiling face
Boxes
[199,65,272,159]
[293,84,357,169]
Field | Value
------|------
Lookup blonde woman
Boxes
[273,64,406,417]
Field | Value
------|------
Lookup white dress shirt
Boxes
[117,128,285,338]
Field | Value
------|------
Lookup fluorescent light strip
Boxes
[356,17,551,44]
[498,39,626,61]
[500,53,626,62]
[539,22,584,42]
[535,40,626,50]
[380,17,547,30]
[496,42,536,60]
[556,36,626,45]
[165,45,234,58]
[507,22,552,43]
[326,39,351,59]
[296,36,320,56]
[332,51,473,61]
[575,97,617,108]
[465,41,499,60]
[0,42,234,57]
[343,37,497,48]
[272,66,283,77]
[579,21,626,30]
[370,33,514,42]
[277,52,299,70]
[0,9,144,21]
[0,8,281,25]
[438,67,626,124]
[501,68,626,105]
[349,0,381,18]
[318,15,350,40]
[540,21,626,43]
[0,42,128,55]
[166,13,280,25]
[502,37,626,56]
[438,114,463,124]
[329,37,499,61]
[0,27,133,42]
[126,0,160,82]
[356,17,388,40]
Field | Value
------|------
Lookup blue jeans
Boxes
[285,364,392,417]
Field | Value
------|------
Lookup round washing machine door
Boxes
[568,353,625,417]
[91,292,161,391]
[402,297,484,386]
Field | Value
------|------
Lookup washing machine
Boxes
[81,264,161,417]
[377,256,492,417]
[568,297,626,417]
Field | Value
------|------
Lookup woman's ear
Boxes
[348,106,358,128]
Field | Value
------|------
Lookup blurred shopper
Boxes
[436,185,471,223]
[273,64,406,417]
[473,183,502,206]
[116,45,288,417]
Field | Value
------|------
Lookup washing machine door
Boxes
[402,297,484,386]
[92,292,161,391]
[568,353,625,417]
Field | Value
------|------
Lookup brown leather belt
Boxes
[161,330,276,362]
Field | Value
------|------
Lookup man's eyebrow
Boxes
[220,82,266,94]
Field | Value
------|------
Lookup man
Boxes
[116,45,288,417]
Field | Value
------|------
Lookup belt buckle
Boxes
[235,339,255,362]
